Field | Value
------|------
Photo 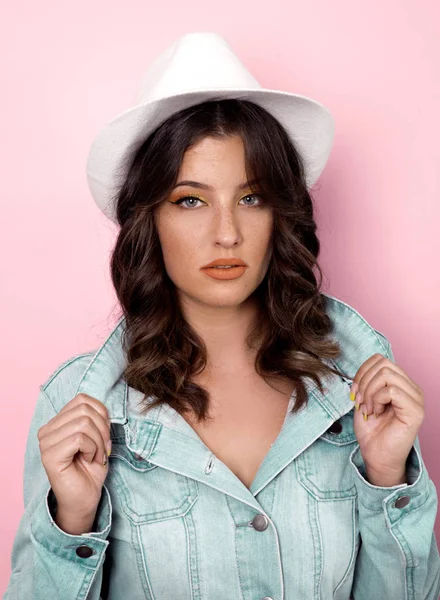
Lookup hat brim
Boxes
[86,87,334,224]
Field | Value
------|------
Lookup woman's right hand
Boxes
[37,393,112,523]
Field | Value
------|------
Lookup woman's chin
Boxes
[179,288,256,309]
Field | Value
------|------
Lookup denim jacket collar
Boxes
[72,293,388,508]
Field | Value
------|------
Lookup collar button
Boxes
[394,495,411,509]
[76,545,94,558]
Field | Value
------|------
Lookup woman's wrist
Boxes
[365,467,407,487]
[54,507,98,535]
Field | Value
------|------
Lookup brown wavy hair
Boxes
[108,98,352,423]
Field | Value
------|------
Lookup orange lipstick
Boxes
[200,258,248,280]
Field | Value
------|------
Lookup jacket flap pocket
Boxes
[109,441,199,524]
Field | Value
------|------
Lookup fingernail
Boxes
[362,408,369,421]
[355,401,360,410]
[106,439,112,456]
[350,382,358,401]
[102,453,107,466]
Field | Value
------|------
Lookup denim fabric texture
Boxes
[4,293,440,599]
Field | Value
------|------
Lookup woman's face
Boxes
[155,134,274,310]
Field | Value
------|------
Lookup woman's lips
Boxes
[201,266,247,280]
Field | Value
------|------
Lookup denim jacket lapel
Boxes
[71,293,391,508]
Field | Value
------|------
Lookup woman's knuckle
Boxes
[416,405,425,420]
[75,431,87,445]
[387,384,398,396]
[78,403,93,417]
[76,415,92,429]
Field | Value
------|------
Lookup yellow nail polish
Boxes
[350,391,356,401]
[355,402,360,410]
[363,411,368,422]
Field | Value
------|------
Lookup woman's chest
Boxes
[181,374,296,489]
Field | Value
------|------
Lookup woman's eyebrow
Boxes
[173,178,261,191]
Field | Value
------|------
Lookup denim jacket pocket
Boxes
[295,410,360,599]
[109,440,199,523]
[107,431,201,600]
[296,410,358,500]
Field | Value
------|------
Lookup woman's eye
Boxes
[240,194,262,206]
[173,196,204,209]
[172,194,262,209]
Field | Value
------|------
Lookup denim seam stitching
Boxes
[269,511,285,599]
[322,293,391,357]
[29,523,101,572]
[183,512,202,600]
[182,517,194,600]
[308,386,339,420]
[388,521,410,599]
[232,514,246,600]
[356,478,430,516]
[74,317,125,393]
[389,490,432,528]
[41,352,95,392]
[134,523,155,600]
[310,489,323,599]
[333,498,358,594]
[297,448,358,500]
[38,385,58,415]
[80,547,108,600]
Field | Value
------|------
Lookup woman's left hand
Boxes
[350,353,424,485]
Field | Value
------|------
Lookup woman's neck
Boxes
[180,295,264,372]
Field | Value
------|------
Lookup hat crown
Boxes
[86,32,335,224]
[136,32,262,104]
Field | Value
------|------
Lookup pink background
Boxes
[1,0,439,591]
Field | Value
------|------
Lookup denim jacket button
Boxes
[327,420,343,435]
[76,545,94,558]
[394,495,411,509]
[252,514,269,531]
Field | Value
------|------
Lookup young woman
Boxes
[5,33,440,600]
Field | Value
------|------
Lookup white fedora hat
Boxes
[86,32,335,225]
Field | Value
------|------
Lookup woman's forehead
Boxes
[176,137,254,187]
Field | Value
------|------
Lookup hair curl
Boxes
[108,98,352,423]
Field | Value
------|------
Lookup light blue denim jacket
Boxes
[4,293,440,600]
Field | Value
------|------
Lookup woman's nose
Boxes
[212,209,242,246]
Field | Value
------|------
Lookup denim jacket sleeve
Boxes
[3,385,112,600]
[349,335,440,600]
